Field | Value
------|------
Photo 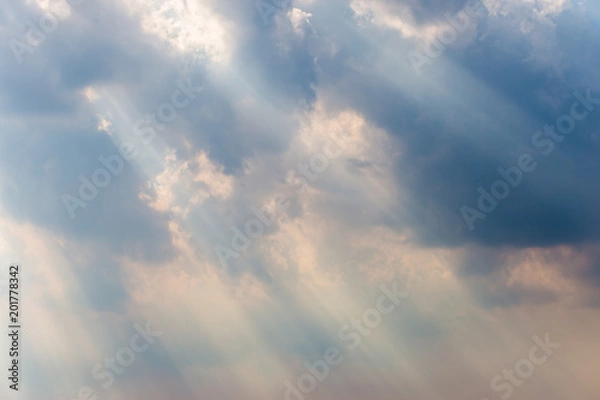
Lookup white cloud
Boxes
[118,0,233,64]
[288,7,313,37]
[140,149,234,216]
[350,0,470,44]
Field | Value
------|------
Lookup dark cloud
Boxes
[304,1,600,256]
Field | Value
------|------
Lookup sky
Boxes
[1,0,600,399]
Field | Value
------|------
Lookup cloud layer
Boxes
[1,0,600,399]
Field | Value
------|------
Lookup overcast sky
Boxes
[1,0,600,399]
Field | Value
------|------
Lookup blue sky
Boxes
[1,0,600,399]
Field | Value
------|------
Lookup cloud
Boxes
[2,0,600,399]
